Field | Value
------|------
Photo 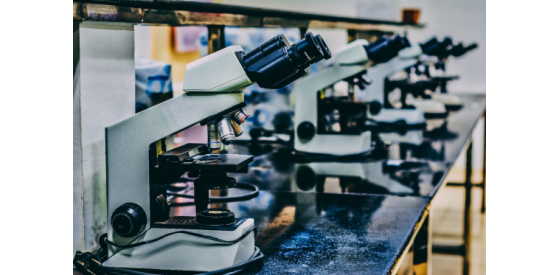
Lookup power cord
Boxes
[105,225,257,249]
[74,226,263,275]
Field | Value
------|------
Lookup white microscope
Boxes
[293,35,410,156]
[363,37,471,132]
[94,33,331,274]
[410,37,478,110]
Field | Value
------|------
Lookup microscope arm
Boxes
[105,92,244,253]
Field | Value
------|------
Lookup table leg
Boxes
[462,141,473,275]
[413,211,432,275]
[481,113,486,213]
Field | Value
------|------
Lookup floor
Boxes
[430,168,486,275]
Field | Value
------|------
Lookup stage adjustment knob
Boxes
[111,203,147,238]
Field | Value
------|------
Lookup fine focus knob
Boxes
[111,203,147,238]
[297,122,315,140]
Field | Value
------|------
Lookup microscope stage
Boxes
[187,154,253,172]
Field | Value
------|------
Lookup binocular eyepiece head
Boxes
[421,36,453,57]
[240,32,332,89]
[363,34,411,63]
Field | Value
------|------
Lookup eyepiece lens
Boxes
[315,34,332,60]
[293,32,324,65]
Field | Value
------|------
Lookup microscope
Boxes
[100,32,331,274]
[293,35,410,156]
[409,37,478,110]
[363,37,460,132]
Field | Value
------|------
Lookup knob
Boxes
[111,203,147,238]
[196,209,235,226]
[369,101,382,115]
[296,165,316,191]
[297,122,315,140]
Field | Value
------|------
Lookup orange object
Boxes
[402,9,421,24]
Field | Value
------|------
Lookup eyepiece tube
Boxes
[364,34,410,63]
[242,32,331,89]
[289,32,325,68]
[314,34,332,60]
[451,43,477,57]
[243,35,290,67]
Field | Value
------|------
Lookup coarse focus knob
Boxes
[369,101,382,115]
[111,203,147,238]
[297,122,315,140]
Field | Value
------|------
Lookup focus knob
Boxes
[297,122,315,140]
[111,203,147,238]
[369,101,382,115]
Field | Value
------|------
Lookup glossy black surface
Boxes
[170,191,428,275]
[228,94,486,199]
[164,94,484,275]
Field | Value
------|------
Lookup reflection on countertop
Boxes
[226,94,485,199]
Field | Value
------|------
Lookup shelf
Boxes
[73,1,424,33]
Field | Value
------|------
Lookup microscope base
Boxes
[431,93,463,111]
[103,218,255,273]
[295,131,371,156]
[369,108,427,128]
[408,98,448,118]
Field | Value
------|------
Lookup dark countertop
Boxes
[227,94,486,199]
[171,192,429,275]
[166,94,484,274]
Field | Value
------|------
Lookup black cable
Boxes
[106,225,257,249]
[168,183,259,203]
[95,247,263,275]
[97,265,156,275]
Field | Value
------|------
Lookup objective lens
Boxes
[217,117,235,145]
[207,122,222,152]
[232,109,249,124]
[230,120,243,137]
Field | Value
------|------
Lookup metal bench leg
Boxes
[462,141,473,275]
[481,113,486,213]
